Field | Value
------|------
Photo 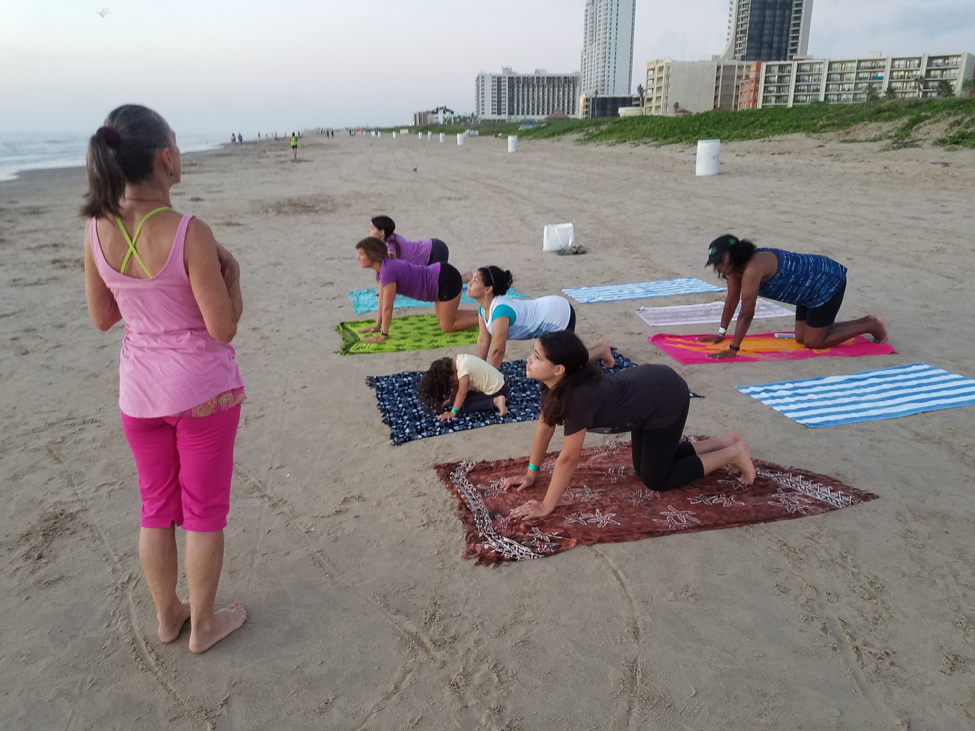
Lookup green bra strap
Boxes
[116,206,171,276]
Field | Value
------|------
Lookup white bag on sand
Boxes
[543,223,574,252]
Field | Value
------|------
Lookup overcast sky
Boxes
[1,0,971,135]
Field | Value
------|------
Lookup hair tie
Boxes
[486,267,495,288]
[97,126,121,149]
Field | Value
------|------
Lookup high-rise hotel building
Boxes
[580,0,636,95]
[475,68,580,122]
[721,0,813,62]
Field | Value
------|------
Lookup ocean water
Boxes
[0,132,223,183]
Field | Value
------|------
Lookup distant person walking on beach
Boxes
[82,105,247,653]
[700,234,888,359]
[291,132,298,159]
[355,237,478,340]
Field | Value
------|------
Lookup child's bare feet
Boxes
[734,442,756,485]
[589,341,615,369]
[158,599,191,644]
[494,395,507,417]
[189,603,248,654]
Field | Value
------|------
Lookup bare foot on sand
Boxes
[870,315,888,343]
[494,395,507,417]
[461,271,473,284]
[158,599,191,644]
[589,341,615,369]
[189,603,248,654]
[735,442,756,485]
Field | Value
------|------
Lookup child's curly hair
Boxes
[417,357,455,412]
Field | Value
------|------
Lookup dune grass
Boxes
[515,99,975,149]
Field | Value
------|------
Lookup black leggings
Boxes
[463,382,510,412]
[427,238,449,265]
[437,263,464,301]
[631,400,704,491]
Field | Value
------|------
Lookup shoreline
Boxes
[0,139,232,186]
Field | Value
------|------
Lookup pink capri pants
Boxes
[121,405,241,532]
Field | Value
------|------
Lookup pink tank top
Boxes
[90,215,245,418]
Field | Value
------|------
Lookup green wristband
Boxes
[451,407,460,414]
[527,463,540,472]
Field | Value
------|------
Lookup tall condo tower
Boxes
[580,0,637,95]
[721,0,813,62]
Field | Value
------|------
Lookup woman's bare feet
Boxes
[734,442,756,485]
[158,599,191,644]
[189,603,248,654]
[493,395,507,417]
[588,341,615,369]
[869,315,888,343]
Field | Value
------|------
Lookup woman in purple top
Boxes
[369,215,449,267]
[355,237,479,342]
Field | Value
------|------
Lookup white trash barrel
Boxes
[427,131,433,140]
[391,131,397,138]
[696,139,720,176]
[508,135,518,153]
[457,133,465,146]
[439,133,445,142]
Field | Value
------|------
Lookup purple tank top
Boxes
[386,233,433,266]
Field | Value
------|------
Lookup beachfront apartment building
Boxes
[475,68,580,122]
[644,59,750,116]
[757,52,975,108]
[580,0,636,95]
[721,0,813,62]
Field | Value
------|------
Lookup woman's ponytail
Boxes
[81,105,172,219]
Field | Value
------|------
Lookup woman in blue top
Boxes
[700,234,887,359]
[468,265,614,369]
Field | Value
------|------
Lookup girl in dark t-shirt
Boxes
[502,331,756,522]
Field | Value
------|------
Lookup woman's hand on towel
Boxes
[437,410,457,422]
[510,500,552,521]
[500,474,535,492]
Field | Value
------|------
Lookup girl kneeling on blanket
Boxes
[418,354,508,421]
[502,331,756,521]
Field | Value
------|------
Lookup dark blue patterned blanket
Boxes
[366,350,699,445]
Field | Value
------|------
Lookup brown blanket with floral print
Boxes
[434,440,878,565]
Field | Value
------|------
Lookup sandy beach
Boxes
[2,130,974,730]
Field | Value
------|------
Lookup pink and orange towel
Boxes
[649,332,896,364]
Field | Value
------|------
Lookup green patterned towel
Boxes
[336,315,479,355]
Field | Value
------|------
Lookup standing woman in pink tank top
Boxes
[82,105,247,653]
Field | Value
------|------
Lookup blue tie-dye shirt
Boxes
[757,248,847,309]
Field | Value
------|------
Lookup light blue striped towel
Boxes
[347,285,528,315]
[736,363,975,428]
[562,277,724,304]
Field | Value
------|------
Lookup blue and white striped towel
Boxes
[562,277,724,304]
[737,363,975,428]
